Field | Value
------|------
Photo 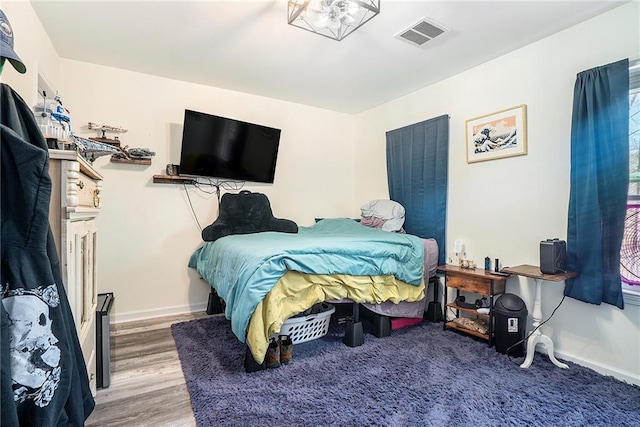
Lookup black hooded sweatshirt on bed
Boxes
[1,83,95,426]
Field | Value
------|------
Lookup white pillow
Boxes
[360,199,405,232]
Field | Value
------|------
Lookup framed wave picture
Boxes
[465,104,527,163]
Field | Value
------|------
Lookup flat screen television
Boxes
[179,109,281,183]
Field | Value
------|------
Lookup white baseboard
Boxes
[553,348,640,386]
[111,302,208,324]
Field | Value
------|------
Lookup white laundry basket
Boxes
[279,303,335,344]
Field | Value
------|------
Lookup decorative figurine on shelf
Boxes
[71,134,121,162]
[111,146,156,163]
[87,122,127,147]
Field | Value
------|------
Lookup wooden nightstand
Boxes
[437,265,509,346]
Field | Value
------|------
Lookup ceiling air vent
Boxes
[395,18,449,47]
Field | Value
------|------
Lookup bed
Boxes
[189,217,438,368]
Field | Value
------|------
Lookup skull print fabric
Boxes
[2,285,62,407]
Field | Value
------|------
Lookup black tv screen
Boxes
[179,109,281,183]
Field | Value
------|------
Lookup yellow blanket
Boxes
[247,271,425,363]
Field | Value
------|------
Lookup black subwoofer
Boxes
[540,239,566,274]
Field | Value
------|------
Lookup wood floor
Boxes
[85,311,208,427]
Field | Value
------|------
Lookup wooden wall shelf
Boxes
[152,174,197,184]
[111,157,152,166]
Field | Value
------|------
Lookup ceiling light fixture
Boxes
[288,0,380,41]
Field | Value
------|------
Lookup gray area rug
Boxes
[172,315,639,427]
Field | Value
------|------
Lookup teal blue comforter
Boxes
[189,218,425,342]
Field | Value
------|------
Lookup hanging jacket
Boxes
[1,83,95,426]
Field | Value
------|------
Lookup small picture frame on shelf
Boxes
[166,163,180,176]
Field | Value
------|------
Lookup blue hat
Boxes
[0,9,26,74]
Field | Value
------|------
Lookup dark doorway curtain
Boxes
[565,59,629,309]
[386,115,449,265]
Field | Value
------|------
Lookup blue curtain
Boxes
[565,59,629,309]
[386,115,449,265]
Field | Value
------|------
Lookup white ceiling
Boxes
[30,0,627,114]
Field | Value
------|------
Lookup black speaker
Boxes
[425,276,442,323]
[540,238,566,274]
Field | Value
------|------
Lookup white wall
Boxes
[354,2,640,385]
[55,60,356,322]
